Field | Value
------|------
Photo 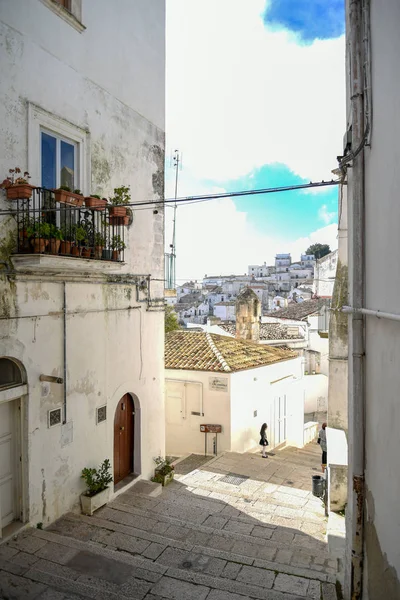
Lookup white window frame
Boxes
[41,128,79,190]
[28,103,90,195]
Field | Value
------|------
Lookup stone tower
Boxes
[235,288,261,342]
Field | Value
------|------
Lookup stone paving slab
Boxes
[0,443,337,599]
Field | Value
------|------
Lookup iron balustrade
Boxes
[14,187,126,262]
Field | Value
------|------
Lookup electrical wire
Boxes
[0,179,340,216]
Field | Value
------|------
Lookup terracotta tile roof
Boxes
[265,299,326,321]
[219,323,304,341]
[165,331,296,373]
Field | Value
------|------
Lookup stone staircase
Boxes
[0,463,340,599]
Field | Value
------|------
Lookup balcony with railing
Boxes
[10,187,128,262]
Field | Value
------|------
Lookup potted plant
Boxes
[151,456,174,487]
[54,186,84,207]
[71,224,86,256]
[80,459,113,516]
[85,194,108,211]
[109,186,130,223]
[18,214,33,252]
[48,224,63,255]
[111,235,126,261]
[26,222,51,253]
[60,225,74,255]
[78,216,94,258]
[94,231,105,259]
[1,167,34,200]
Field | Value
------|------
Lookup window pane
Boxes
[41,132,57,189]
[60,140,75,189]
[0,358,22,389]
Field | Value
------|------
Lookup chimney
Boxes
[235,288,260,342]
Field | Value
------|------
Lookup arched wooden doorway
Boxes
[113,394,134,484]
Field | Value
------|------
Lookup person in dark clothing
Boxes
[259,423,269,458]
[318,422,327,472]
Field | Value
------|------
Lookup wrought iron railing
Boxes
[14,187,126,261]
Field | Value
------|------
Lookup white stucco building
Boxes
[214,301,236,321]
[341,1,400,597]
[165,331,307,456]
[314,250,338,298]
[0,0,165,538]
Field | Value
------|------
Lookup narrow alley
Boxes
[0,444,340,599]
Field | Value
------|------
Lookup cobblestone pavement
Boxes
[0,443,339,599]
[173,454,213,476]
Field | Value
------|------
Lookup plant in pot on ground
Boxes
[1,167,33,200]
[60,224,74,255]
[109,185,131,221]
[71,224,87,256]
[48,224,63,255]
[151,456,174,487]
[111,235,126,261]
[26,222,51,253]
[80,459,113,516]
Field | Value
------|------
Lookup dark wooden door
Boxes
[113,394,134,484]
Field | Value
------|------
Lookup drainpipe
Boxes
[347,1,366,597]
[63,282,67,424]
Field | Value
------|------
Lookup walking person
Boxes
[318,422,327,473]
[259,423,269,458]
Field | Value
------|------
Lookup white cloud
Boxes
[170,191,338,282]
[318,204,337,225]
[166,0,345,183]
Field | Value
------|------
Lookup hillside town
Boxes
[0,1,398,600]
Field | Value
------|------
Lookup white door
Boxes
[274,394,287,447]
[0,400,18,530]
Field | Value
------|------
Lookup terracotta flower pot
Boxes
[109,215,130,226]
[81,247,92,258]
[54,189,84,207]
[60,241,72,255]
[71,246,81,257]
[109,206,127,217]
[6,184,34,200]
[84,197,107,211]
[31,238,46,253]
[49,239,61,255]
[112,250,120,261]
[94,245,104,259]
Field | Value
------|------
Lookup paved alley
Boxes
[0,443,340,599]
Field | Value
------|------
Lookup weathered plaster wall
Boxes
[345,0,400,597]
[0,1,165,528]
[0,279,165,526]
[314,250,338,298]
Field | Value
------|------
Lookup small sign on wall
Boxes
[200,424,222,433]
[209,377,228,392]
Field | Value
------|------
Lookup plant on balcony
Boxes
[80,459,113,515]
[79,216,94,258]
[85,193,108,211]
[94,231,105,259]
[151,456,174,487]
[1,167,34,200]
[26,222,51,254]
[54,185,84,207]
[60,224,74,255]
[48,224,64,255]
[111,235,126,261]
[109,185,131,220]
[70,224,86,257]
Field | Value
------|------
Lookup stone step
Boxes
[22,529,337,600]
[46,510,336,586]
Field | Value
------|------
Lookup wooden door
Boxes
[0,400,18,529]
[113,394,134,484]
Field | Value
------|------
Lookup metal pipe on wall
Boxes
[63,282,67,424]
[347,1,368,597]
[343,305,400,323]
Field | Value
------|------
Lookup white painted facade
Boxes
[248,262,270,277]
[0,0,165,536]
[344,1,400,597]
[214,303,236,321]
[314,250,338,298]
[165,357,305,456]
[176,301,209,325]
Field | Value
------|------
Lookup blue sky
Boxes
[166,0,345,279]
[263,0,344,44]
